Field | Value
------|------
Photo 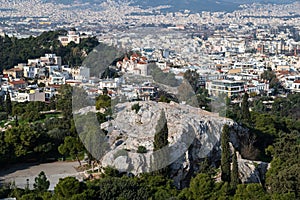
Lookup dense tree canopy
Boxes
[54,177,86,199]
[58,136,84,165]
[266,131,300,197]
[0,30,99,71]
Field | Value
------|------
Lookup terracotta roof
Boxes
[48,84,62,89]
[294,80,300,84]
[9,80,26,85]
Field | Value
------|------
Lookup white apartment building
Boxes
[206,79,245,98]
[48,74,65,85]
[23,66,39,79]
[99,78,123,90]
[11,89,45,102]
[58,30,81,46]
[292,80,300,93]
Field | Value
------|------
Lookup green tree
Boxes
[140,175,178,200]
[241,93,250,123]
[221,124,231,182]
[89,176,150,200]
[33,171,50,193]
[196,88,210,111]
[212,181,232,200]
[95,94,111,112]
[20,193,43,200]
[152,110,169,175]
[184,173,215,200]
[58,136,84,165]
[233,183,270,200]
[153,110,168,151]
[0,131,11,164]
[137,146,147,154]
[5,90,12,118]
[56,84,72,120]
[184,69,199,92]
[103,166,120,177]
[231,150,239,190]
[265,131,300,197]
[131,103,141,114]
[4,124,41,158]
[54,177,85,199]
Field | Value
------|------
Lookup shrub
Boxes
[137,146,147,154]
[131,103,141,114]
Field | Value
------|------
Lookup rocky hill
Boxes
[98,101,268,188]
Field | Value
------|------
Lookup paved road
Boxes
[0,161,83,190]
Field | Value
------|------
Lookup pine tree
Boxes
[221,124,231,182]
[231,149,239,189]
[5,90,12,119]
[33,171,50,192]
[241,93,250,122]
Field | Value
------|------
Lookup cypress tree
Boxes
[5,90,12,119]
[221,124,231,182]
[0,96,4,112]
[153,110,168,151]
[15,115,19,127]
[231,149,239,189]
[152,109,169,175]
[241,93,250,122]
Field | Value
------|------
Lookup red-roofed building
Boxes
[9,79,27,89]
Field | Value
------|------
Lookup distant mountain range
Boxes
[46,0,297,12]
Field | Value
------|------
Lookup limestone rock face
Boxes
[99,101,265,188]
[237,152,269,184]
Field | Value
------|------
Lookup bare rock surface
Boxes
[99,101,268,188]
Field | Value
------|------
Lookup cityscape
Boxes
[0,0,299,199]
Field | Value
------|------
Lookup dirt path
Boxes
[0,161,83,190]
